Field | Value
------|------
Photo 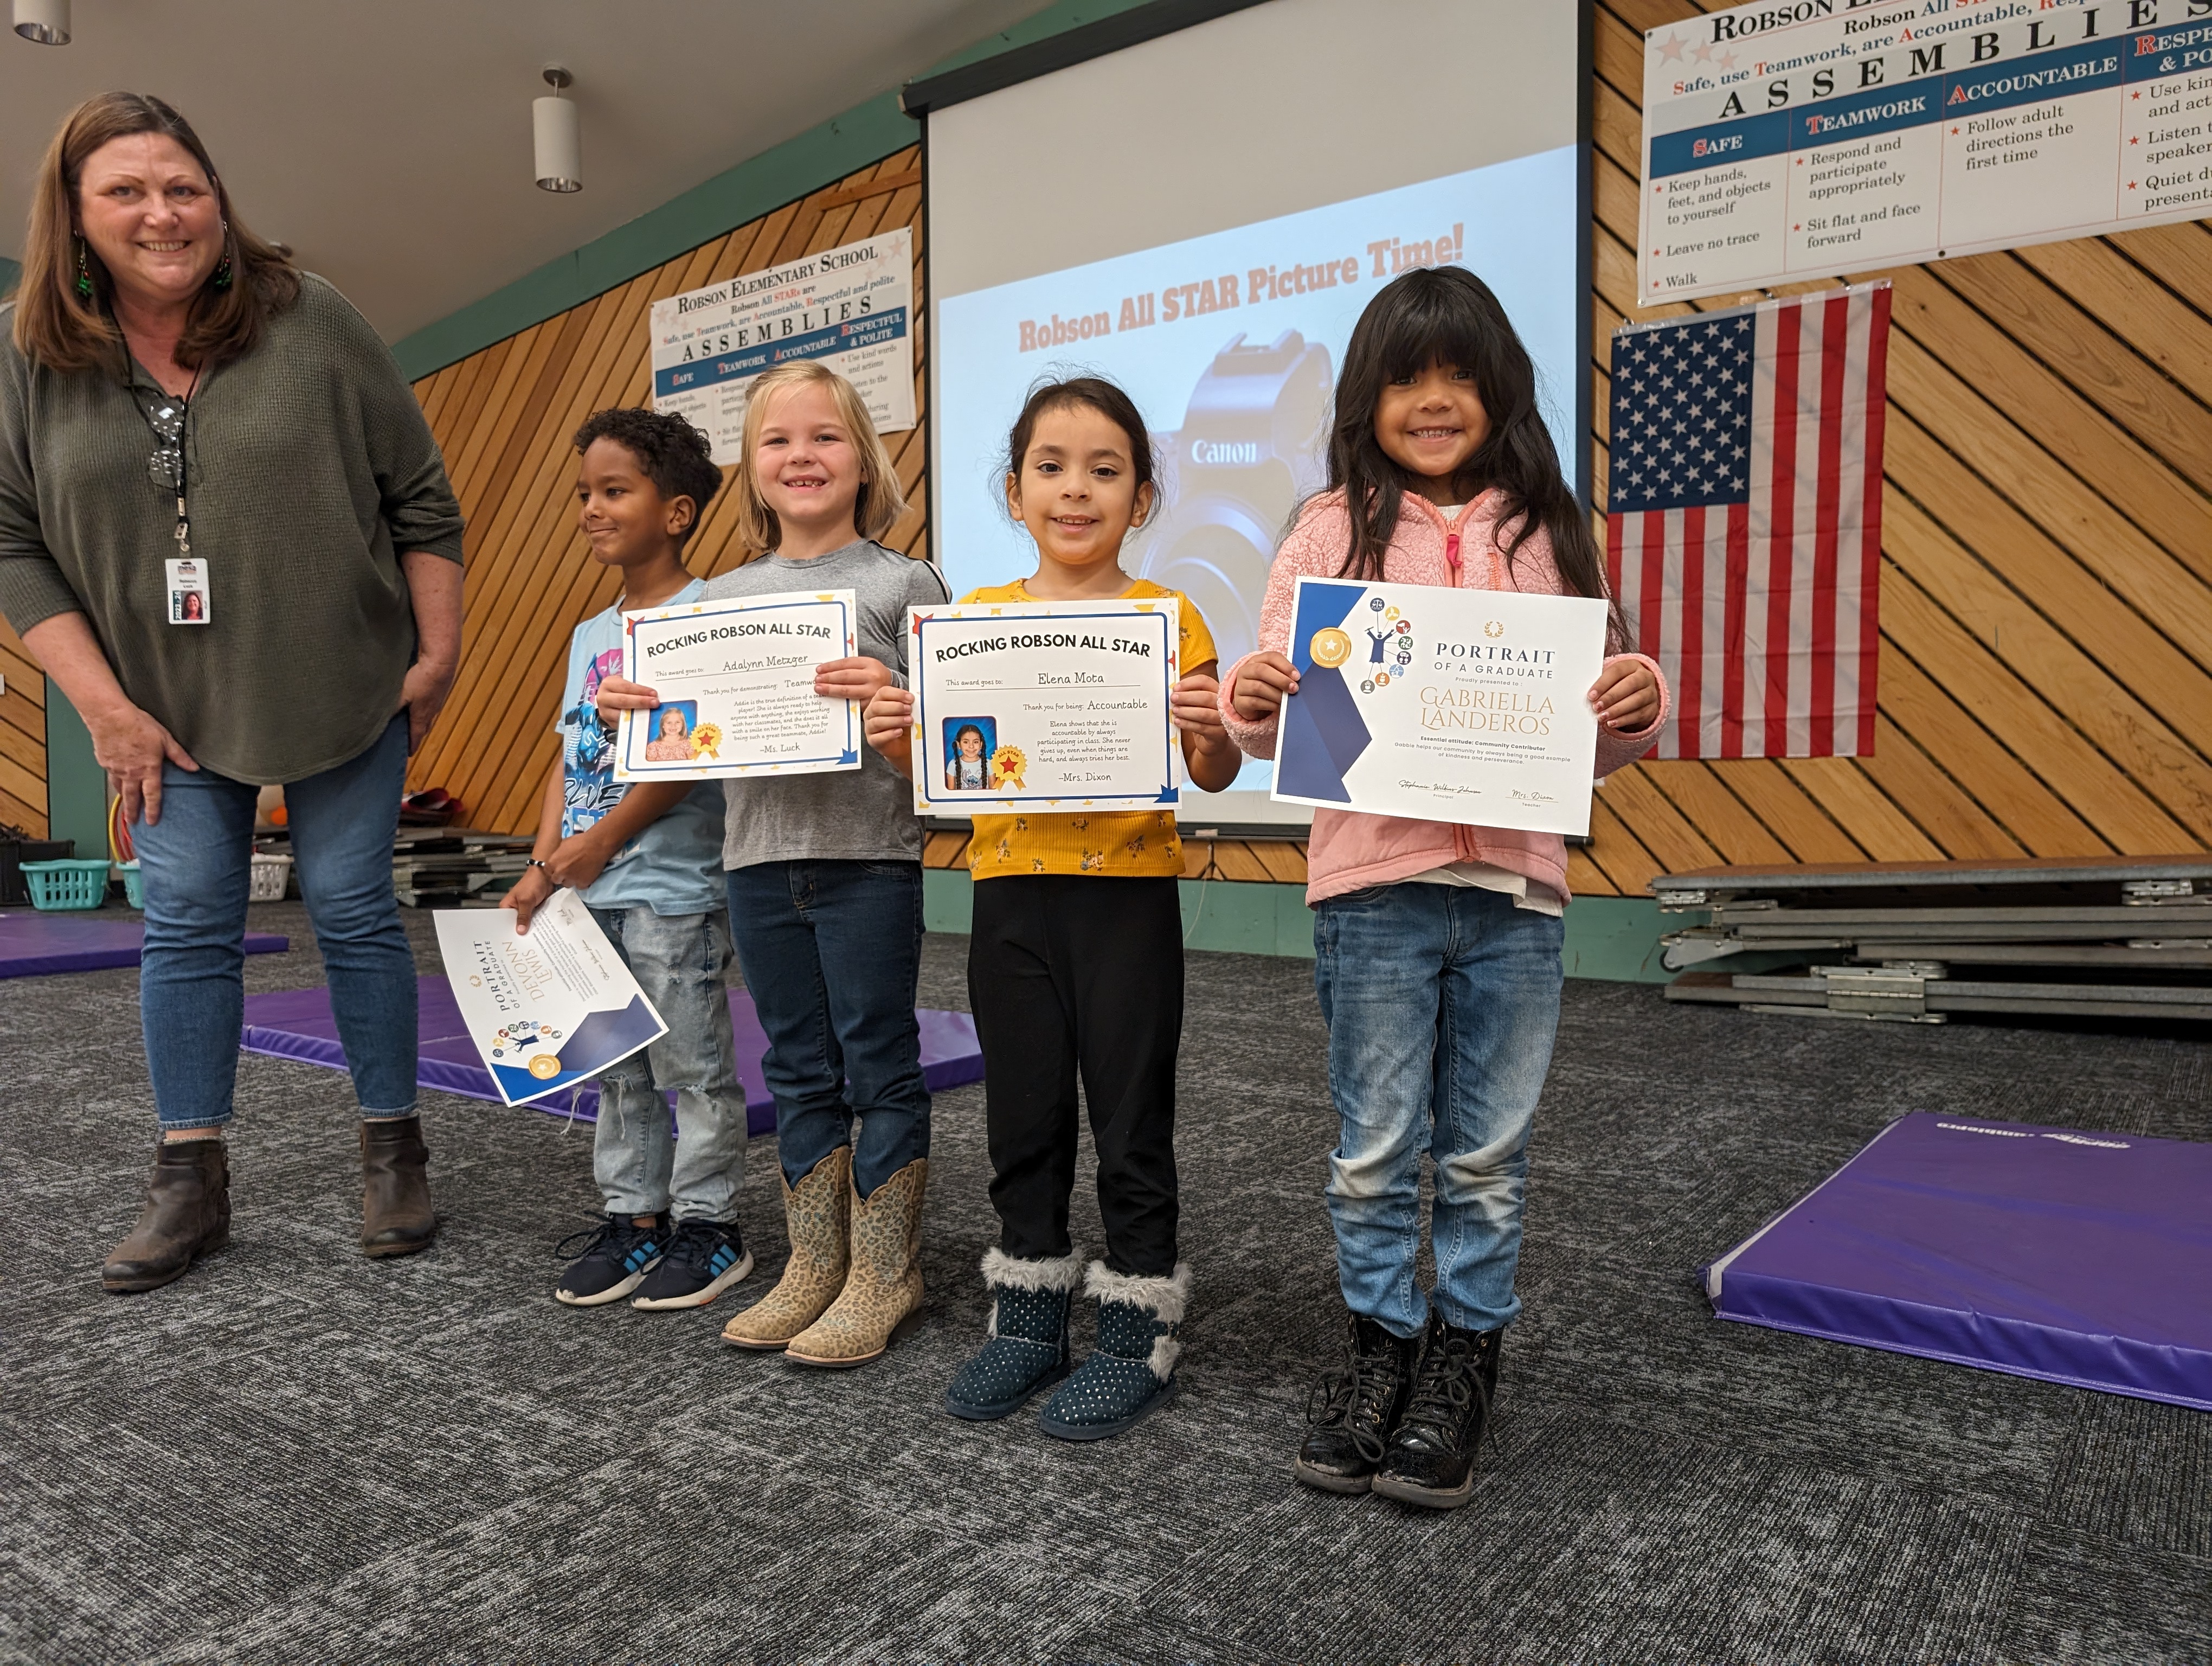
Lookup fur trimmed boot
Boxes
[721,1145,852,1350]
[102,1138,231,1294]
[784,1157,928,1368]
[943,1248,1082,1420]
[1038,1261,1188,1441]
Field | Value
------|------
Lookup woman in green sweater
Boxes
[0,94,467,1293]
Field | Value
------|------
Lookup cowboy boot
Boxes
[102,1138,231,1294]
[361,1116,437,1257]
[784,1157,928,1368]
[721,1145,852,1350]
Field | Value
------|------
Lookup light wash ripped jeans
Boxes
[1312,882,1564,1337]
[588,905,748,1223]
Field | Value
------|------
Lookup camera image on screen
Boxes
[1127,329,1333,677]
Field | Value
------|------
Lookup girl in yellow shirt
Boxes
[865,376,1238,1439]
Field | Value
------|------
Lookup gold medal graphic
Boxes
[528,1054,562,1080]
[1309,627,1353,668]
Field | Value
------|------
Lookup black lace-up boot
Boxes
[1295,1312,1422,1494]
[1371,1311,1501,1509]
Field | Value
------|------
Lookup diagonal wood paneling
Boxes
[408,26,2212,892]
[0,613,48,836]
[405,151,927,836]
[1582,0,2212,895]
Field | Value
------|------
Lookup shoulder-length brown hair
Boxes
[728,361,910,558]
[11,92,299,374]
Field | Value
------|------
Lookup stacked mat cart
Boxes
[1655,857,2212,1024]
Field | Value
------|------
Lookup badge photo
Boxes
[165,558,210,625]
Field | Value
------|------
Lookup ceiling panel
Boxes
[0,0,1037,339]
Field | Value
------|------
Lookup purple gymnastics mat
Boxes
[240,973,983,1138]
[1701,1111,2212,1411]
[0,908,288,979]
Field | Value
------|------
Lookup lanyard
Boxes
[134,366,202,558]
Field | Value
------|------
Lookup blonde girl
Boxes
[597,362,948,1368]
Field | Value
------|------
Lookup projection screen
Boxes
[918,0,1589,821]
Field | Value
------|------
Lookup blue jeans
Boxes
[1312,883,1564,1336]
[588,905,747,1223]
[133,714,417,1131]
[723,860,929,1197]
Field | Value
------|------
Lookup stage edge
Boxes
[922,869,1674,980]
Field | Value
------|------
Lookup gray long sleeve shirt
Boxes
[0,274,465,784]
[700,538,949,869]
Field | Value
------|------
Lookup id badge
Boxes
[166,558,210,625]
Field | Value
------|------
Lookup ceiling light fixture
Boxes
[12,0,70,44]
[533,66,581,194]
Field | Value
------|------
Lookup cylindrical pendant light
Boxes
[13,0,71,44]
[533,67,581,194]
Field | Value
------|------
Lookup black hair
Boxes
[953,723,985,746]
[1002,375,1159,517]
[573,407,725,547]
[1323,267,1615,632]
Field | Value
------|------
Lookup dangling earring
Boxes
[74,237,93,300]
[211,219,233,292]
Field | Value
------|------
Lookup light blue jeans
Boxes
[588,904,747,1223]
[133,714,417,1130]
[1312,882,1565,1337]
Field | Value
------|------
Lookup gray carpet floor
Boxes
[3,898,2208,1665]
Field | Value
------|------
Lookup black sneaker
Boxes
[1295,1312,1421,1494]
[631,1216,754,1310]
[1370,1312,1501,1510]
[553,1213,667,1306]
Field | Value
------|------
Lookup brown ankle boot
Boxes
[361,1116,436,1257]
[103,1138,231,1294]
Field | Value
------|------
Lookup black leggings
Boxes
[968,875,1182,1277]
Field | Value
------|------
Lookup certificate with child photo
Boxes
[907,599,1182,813]
[614,589,863,780]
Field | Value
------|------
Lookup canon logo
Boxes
[1189,439,1261,466]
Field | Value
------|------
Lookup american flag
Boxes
[1605,283,1892,759]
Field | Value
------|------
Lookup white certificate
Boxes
[1271,578,1609,836]
[432,890,668,1107]
[614,589,861,781]
[909,599,1182,815]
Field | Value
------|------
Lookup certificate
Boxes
[614,590,861,781]
[1272,578,1609,836]
[433,890,668,1107]
[908,599,1182,814]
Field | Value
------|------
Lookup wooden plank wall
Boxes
[1577,0,2212,898]
[0,615,47,837]
[403,151,928,837]
[407,17,2210,898]
[404,142,1311,885]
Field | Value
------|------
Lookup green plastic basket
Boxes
[20,858,111,912]
[118,860,145,909]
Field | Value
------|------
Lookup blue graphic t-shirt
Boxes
[560,580,726,915]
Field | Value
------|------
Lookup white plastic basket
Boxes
[249,853,293,902]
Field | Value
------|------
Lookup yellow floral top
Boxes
[961,578,1218,881]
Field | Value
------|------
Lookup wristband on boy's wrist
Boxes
[524,858,555,882]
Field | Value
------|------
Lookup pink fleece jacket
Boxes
[1217,488,1669,907]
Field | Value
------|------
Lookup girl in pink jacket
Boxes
[1220,267,1668,1510]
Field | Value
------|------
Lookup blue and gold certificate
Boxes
[1272,578,1609,835]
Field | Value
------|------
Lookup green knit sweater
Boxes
[0,275,465,784]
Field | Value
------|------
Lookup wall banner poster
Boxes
[650,227,915,464]
[1638,1,2212,304]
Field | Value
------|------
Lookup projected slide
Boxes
[934,149,1581,702]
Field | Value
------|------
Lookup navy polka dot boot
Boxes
[1038,1261,1189,1443]
[943,1248,1082,1421]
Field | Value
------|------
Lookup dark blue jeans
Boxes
[132,715,417,1131]
[1313,882,1564,1336]
[723,859,929,1196]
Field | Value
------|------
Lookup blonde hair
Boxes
[729,362,909,556]
[14,92,299,374]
